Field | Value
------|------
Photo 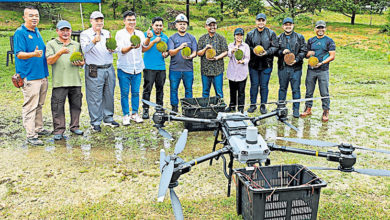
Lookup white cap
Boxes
[175,14,188,23]
[90,11,104,19]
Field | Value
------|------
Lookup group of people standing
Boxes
[14,6,335,146]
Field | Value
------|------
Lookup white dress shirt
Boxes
[116,28,146,74]
[80,28,113,65]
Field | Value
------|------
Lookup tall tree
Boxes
[263,0,325,18]
[326,0,370,25]
[111,0,119,19]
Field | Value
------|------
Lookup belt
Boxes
[88,64,112,69]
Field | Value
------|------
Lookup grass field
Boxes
[0,4,389,219]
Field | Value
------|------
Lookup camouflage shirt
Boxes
[197,33,228,76]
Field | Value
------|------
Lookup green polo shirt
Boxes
[46,38,82,88]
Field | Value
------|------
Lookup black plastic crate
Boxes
[180,96,226,131]
[235,164,327,220]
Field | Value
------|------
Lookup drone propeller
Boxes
[159,128,174,140]
[278,137,390,154]
[142,99,177,115]
[170,188,184,220]
[308,166,390,177]
[281,121,299,132]
[157,130,188,203]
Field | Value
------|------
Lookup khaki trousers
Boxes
[22,77,48,138]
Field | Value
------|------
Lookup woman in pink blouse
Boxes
[226,28,251,113]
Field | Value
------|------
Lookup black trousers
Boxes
[229,78,247,110]
[142,69,166,108]
[51,86,82,135]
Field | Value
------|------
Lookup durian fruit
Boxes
[156,41,168,52]
[234,49,244,61]
[130,35,141,46]
[308,56,319,67]
[284,53,295,65]
[254,45,265,55]
[70,51,83,62]
[106,38,117,50]
[205,48,216,59]
[181,47,191,57]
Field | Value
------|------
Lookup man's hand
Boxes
[153,36,161,43]
[59,46,70,55]
[283,49,291,55]
[287,60,297,66]
[314,62,323,68]
[307,51,315,57]
[256,50,267,57]
[146,27,153,39]
[33,46,43,57]
[162,51,169,58]
[179,42,188,50]
[71,60,85,66]
[92,31,101,44]
[204,44,213,50]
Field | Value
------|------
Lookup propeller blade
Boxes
[159,128,174,140]
[278,137,337,147]
[157,160,174,202]
[286,96,330,103]
[174,129,188,155]
[282,121,299,132]
[170,188,184,220]
[160,149,166,172]
[352,146,390,155]
[308,166,338,171]
[142,99,159,108]
[354,169,390,177]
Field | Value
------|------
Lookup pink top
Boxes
[227,42,250,82]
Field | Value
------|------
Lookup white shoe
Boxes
[123,115,130,126]
[130,113,143,123]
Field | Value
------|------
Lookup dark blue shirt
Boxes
[168,33,197,72]
[143,30,169,70]
[14,24,49,80]
[307,36,335,71]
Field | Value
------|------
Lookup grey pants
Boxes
[304,68,330,110]
[85,65,116,126]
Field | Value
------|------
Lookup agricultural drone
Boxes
[142,99,390,220]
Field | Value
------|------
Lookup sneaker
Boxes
[91,125,101,132]
[53,134,63,141]
[103,120,120,128]
[170,106,179,115]
[238,108,244,113]
[293,109,300,118]
[248,105,257,113]
[123,115,130,126]
[260,104,267,114]
[142,109,149,119]
[71,129,84,135]
[27,137,44,146]
[130,113,144,123]
[37,129,51,136]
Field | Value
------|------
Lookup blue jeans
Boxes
[305,69,330,110]
[169,70,193,106]
[249,67,272,104]
[201,73,224,98]
[118,69,141,115]
[278,67,302,111]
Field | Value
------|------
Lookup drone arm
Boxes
[187,147,231,167]
[268,143,329,158]
[252,111,278,124]
[170,115,216,124]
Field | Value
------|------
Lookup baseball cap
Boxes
[315,20,326,28]
[234,28,244,35]
[256,13,266,20]
[56,20,71,30]
[175,14,188,23]
[90,11,104,19]
[283,17,294,25]
[206,17,217,25]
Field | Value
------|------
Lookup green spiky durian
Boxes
[106,38,117,50]
[254,45,264,55]
[308,56,319,67]
[181,47,191,57]
[205,48,216,59]
[69,52,83,62]
[130,35,141,46]
[234,49,244,61]
[156,41,168,52]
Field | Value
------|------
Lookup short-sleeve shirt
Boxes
[307,36,336,71]
[116,28,146,74]
[46,38,82,88]
[168,33,197,72]
[14,24,49,80]
[143,31,169,70]
[197,33,228,76]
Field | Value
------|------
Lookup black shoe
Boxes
[238,108,244,113]
[26,137,44,146]
[225,106,235,112]
[37,129,51,136]
[142,108,149,119]
[171,106,179,115]
[71,129,84,135]
[248,105,257,113]
[91,125,101,132]
[293,109,300,118]
[53,134,63,141]
[103,121,120,128]
[260,104,267,114]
